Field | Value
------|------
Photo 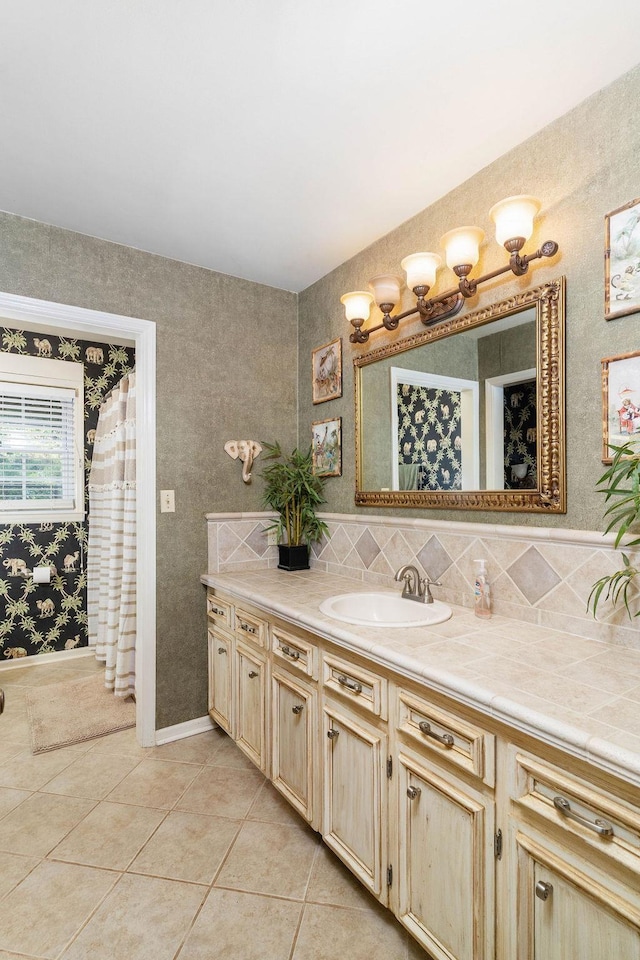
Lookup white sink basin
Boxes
[319,591,452,627]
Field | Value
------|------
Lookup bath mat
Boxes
[26,672,136,754]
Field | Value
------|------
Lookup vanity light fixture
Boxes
[341,195,559,344]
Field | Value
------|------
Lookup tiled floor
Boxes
[0,657,428,960]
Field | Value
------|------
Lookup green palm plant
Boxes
[260,442,329,547]
[587,439,640,620]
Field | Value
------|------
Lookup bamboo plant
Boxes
[587,439,640,620]
[260,442,329,547]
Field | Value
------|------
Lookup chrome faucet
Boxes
[394,564,442,604]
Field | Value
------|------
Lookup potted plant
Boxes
[587,439,640,620]
[260,441,329,571]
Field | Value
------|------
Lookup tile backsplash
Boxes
[206,511,640,650]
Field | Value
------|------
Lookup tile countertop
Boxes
[200,568,640,789]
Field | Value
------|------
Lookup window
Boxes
[0,353,84,522]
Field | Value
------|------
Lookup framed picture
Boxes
[605,198,640,320]
[601,349,640,461]
[312,337,342,404]
[311,416,342,476]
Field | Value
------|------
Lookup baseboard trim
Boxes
[0,648,94,671]
[155,715,215,745]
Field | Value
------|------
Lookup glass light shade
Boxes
[440,226,485,270]
[489,195,541,246]
[368,274,402,307]
[400,252,441,290]
[340,290,374,322]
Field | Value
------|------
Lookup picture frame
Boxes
[605,197,640,320]
[311,416,342,477]
[312,337,342,404]
[601,349,640,461]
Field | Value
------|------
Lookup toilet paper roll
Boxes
[33,566,51,584]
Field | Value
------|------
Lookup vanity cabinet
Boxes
[205,586,640,960]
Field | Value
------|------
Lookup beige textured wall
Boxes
[0,213,298,727]
[298,64,640,531]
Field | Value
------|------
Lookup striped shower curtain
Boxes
[87,372,136,698]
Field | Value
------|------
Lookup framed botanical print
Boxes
[601,349,640,461]
[312,337,342,404]
[311,416,341,476]
[605,198,640,320]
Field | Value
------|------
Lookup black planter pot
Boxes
[277,544,310,571]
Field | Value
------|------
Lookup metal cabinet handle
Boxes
[210,605,225,617]
[248,670,259,679]
[292,704,304,715]
[553,796,614,838]
[535,880,553,901]
[0,689,4,714]
[217,646,226,654]
[418,719,454,748]
[281,644,300,661]
[407,785,421,800]
[327,729,340,740]
[337,674,363,694]
[240,622,257,635]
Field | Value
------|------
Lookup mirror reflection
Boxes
[354,279,565,512]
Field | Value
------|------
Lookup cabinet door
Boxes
[208,628,233,735]
[514,832,640,960]
[271,668,317,826]
[396,750,495,960]
[322,701,388,903]
[235,639,267,773]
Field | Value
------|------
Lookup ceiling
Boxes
[3,2,640,293]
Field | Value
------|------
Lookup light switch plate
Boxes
[160,490,175,513]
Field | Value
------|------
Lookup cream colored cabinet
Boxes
[207,626,234,735]
[234,638,268,774]
[271,666,318,827]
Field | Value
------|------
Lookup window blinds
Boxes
[0,381,78,511]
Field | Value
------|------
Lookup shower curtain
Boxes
[87,372,136,698]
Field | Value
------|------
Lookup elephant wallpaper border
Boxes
[0,327,135,659]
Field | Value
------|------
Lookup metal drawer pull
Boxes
[337,674,363,694]
[553,796,614,838]
[248,670,259,679]
[407,785,421,800]
[292,704,304,715]
[535,880,553,901]
[240,622,257,635]
[418,720,454,748]
[327,729,340,740]
[281,644,301,661]
[210,605,225,617]
[217,646,226,654]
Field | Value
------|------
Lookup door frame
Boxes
[0,291,157,745]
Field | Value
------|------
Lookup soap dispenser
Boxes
[473,559,491,619]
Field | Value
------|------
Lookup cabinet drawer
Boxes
[234,607,267,647]
[207,592,232,629]
[396,688,495,787]
[512,750,640,874]
[322,652,387,719]
[271,626,318,680]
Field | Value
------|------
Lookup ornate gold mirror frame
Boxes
[354,277,565,512]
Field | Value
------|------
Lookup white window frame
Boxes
[0,352,85,522]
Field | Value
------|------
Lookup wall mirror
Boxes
[354,277,565,512]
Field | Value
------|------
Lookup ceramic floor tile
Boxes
[176,888,302,960]
[128,810,241,883]
[215,817,319,900]
[175,764,264,819]
[0,851,40,899]
[87,728,151,760]
[41,752,141,800]
[0,742,26,766]
[207,735,262,770]
[0,787,31,820]
[149,729,226,764]
[0,860,117,958]
[0,748,78,791]
[306,845,378,910]
[60,872,206,960]
[247,781,305,825]
[0,792,95,857]
[50,800,167,870]
[292,901,410,960]
[106,759,200,809]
